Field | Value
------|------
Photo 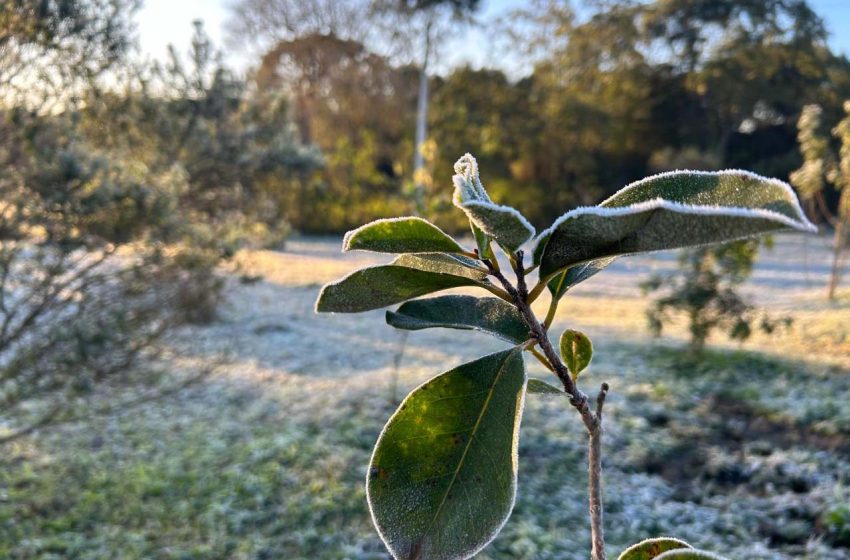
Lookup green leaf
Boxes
[394,253,487,278]
[386,295,529,344]
[559,329,593,380]
[618,537,692,560]
[526,378,565,396]
[316,254,490,313]
[534,170,817,278]
[368,348,527,560]
[547,257,618,299]
[343,217,465,254]
[453,154,535,251]
[654,551,729,560]
[461,201,535,252]
[471,222,495,261]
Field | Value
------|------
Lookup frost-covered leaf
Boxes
[526,378,565,396]
[315,254,490,313]
[461,201,536,252]
[394,253,487,278]
[386,295,529,344]
[618,537,692,560]
[368,348,527,560]
[547,257,618,299]
[534,170,817,278]
[453,154,535,251]
[343,217,465,254]
[559,329,592,380]
[654,551,729,560]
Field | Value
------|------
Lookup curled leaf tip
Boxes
[453,152,478,177]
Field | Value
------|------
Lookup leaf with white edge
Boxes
[526,378,565,396]
[316,255,491,313]
[654,551,729,560]
[453,153,535,251]
[343,217,465,254]
[394,253,487,278]
[462,201,536,252]
[367,348,527,560]
[386,295,529,344]
[559,329,593,380]
[534,170,817,278]
[547,257,618,299]
[618,537,692,560]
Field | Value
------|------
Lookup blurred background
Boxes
[0,0,849,558]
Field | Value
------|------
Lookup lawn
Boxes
[1,234,848,559]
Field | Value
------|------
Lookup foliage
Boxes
[252,30,416,232]
[791,102,850,298]
[0,0,139,105]
[220,0,850,234]
[316,153,813,559]
[0,10,318,441]
[641,239,792,354]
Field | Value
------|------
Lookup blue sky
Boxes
[137,0,850,73]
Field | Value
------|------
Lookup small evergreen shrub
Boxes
[317,154,815,560]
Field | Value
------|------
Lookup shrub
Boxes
[316,155,815,559]
[641,238,791,354]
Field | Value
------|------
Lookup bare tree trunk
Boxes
[412,18,433,215]
[828,219,847,299]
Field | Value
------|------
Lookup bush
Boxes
[641,239,791,354]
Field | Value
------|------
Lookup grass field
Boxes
[1,234,849,559]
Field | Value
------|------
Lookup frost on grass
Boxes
[3,239,849,560]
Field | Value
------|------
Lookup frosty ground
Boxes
[2,234,849,559]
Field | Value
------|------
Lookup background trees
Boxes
[222,0,850,234]
[4,0,849,441]
[791,102,850,299]
[0,3,319,440]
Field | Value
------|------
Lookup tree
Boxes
[316,153,814,560]
[0,0,138,108]
[368,0,481,213]
[225,0,369,51]
[0,12,319,441]
[249,30,417,231]
[791,102,850,299]
[0,0,167,441]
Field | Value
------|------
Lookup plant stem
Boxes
[485,252,608,560]
[529,345,555,372]
[543,296,559,329]
[589,383,608,560]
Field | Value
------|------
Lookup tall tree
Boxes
[370,0,480,213]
